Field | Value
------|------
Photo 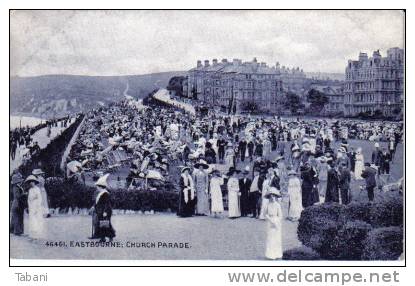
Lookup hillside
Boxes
[10,71,186,118]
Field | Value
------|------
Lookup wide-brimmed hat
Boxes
[338,147,347,153]
[242,165,250,174]
[265,187,282,199]
[11,173,23,184]
[32,168,45,176]
[180,166,191,173]
[227,167,241,176]
[194,159,209,169]
[95,173,110,188]
[210,169,222,176]
[273,155,284,163]
[25,175,39,184]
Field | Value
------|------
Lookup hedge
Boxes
[297,192,403,260]
[362,226,403,260]
[45,177,179,213]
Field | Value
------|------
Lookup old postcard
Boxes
[9,10,404,263]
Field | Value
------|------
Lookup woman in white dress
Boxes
[264,188,283,260]
[224,143,235,169]
[26,175,46,239]
[287,170,303,221]
[209,170,224,217]
[354,147,365,180]
[227,168,241,218]
[32,169,50,218]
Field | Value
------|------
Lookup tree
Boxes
[282,92,305,114]
[166,76,186,97]
[240,101,260,114]
[307,89,329,114]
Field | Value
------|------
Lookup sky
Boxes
[10,10,405,77]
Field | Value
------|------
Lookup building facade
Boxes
[344,48,404,116]
[186,58,285,114]
[309,84,345,115]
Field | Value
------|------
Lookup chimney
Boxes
[204,60,210,67]
[359,52,368,62]
[197,60,202,68]
[212,59,218,65]
[221,58,228,63]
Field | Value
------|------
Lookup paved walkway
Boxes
[10,118,75,174]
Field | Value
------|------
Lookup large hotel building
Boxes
[344,47,404,116]
[186,58,305,114]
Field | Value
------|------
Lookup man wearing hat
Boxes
[10,173,25,235]
[239,166,252,217]
[32,168,50,218]
[361,163,377,202]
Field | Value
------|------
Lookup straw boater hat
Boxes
[243,165,250,174]
[211,169,222,176]
[25,175,39,184]
[11,173,23,185]
[95,174,110,188]
[194,159,209,169]
[32,168,45,176]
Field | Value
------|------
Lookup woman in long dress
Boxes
[264,188,283,260]
[91,174,116,242]
[287,170,303,221]
[354,148,364,180]
[32,169,50,218]
[26,175,46,239]
[177,167,195,217]
[193,160,210,215]
[224,143,235,168]
[209,170,224,217]
[227,168,241,218]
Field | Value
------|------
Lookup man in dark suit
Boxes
[361,163,377,202]
[338,162,351,205]
[238,138,247,162]
[239,167,252,217]
[325,160,340,203]
[217,136,227,162]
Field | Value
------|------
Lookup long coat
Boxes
[177,175,195,217]
[325,168,340,203]
[92,189,116,239]
[10,184,26,235]
[300,167,317,208]
[239,178,252,216]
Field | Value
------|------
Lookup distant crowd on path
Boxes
[10,116,72,161]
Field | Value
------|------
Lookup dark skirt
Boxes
[10,205,24,235]
[91,212,116,239]
[177,189,195,217]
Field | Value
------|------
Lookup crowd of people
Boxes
[10,94,404,260]
[10,116,72,161]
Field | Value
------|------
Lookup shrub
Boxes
[283,246,320,260]
[332,220,372,260]
[369,194,403,228]
[45,178,179,213]
[298,194,403,260]
[362,227,403,260]
[297,203,345,252]
[339,201,372,225]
